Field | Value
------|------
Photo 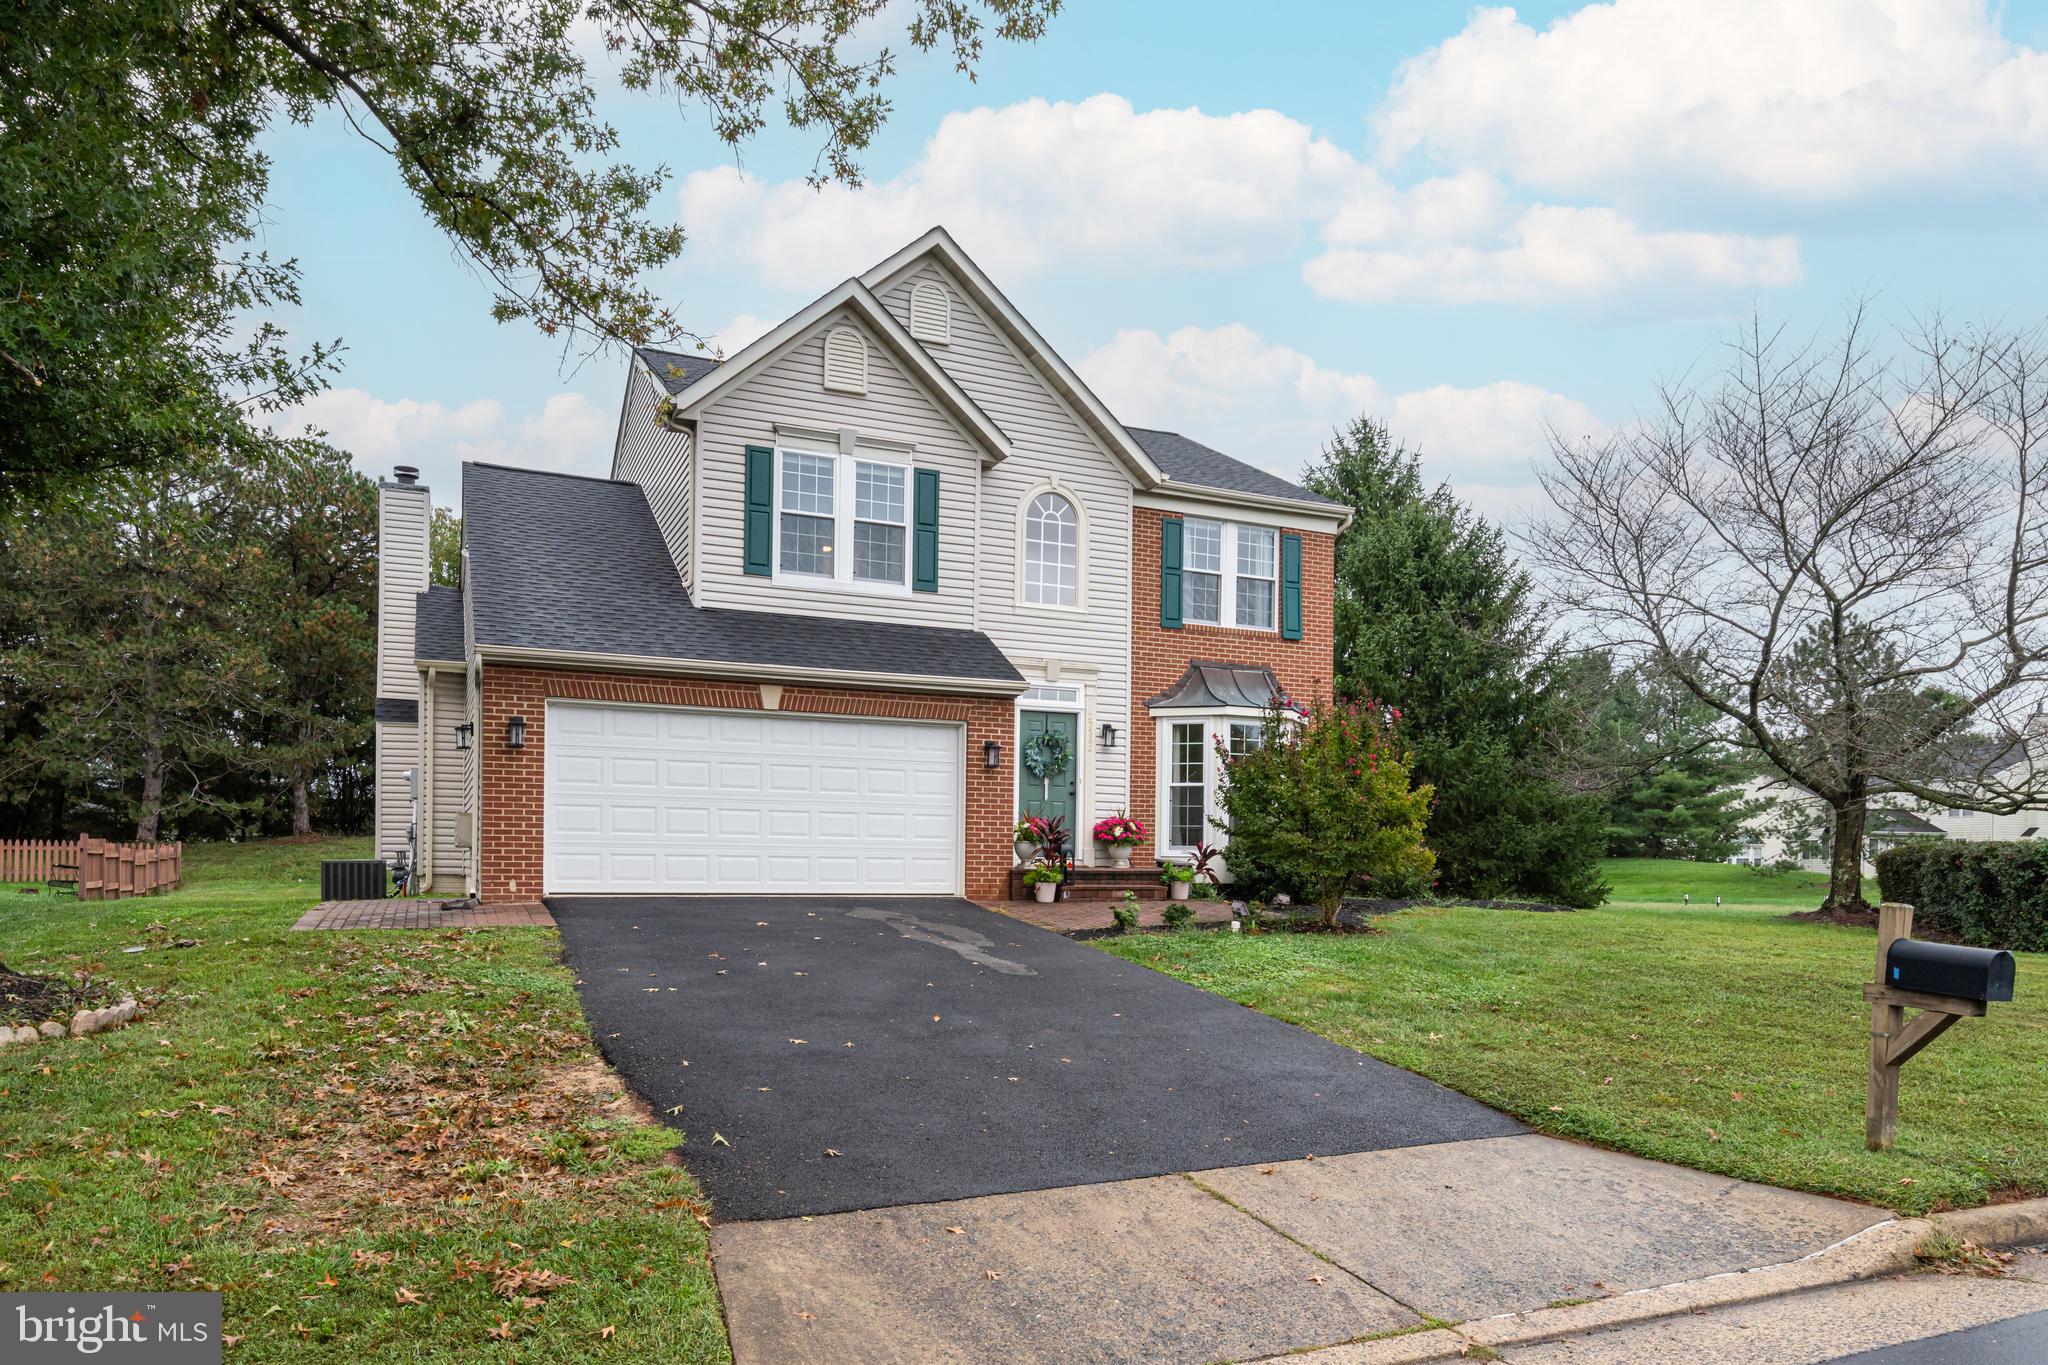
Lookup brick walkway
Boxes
[291,899,555,930]
[981,897,1234,934]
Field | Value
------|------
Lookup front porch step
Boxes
[1008,863,1169,900]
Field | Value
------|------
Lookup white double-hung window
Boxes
[1181,518,1277,630]
[776,447,909,589]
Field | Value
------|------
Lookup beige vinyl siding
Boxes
[422,668,468,892]
[875,262,1135,846]
[692,308,983,628]
[375,485,430,698]
[374,721,419,865]
[613,364,696,592]
[373,482,430,863]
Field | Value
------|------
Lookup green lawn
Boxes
[1601,856,1839,910]
[1097,859,2047,1216]
[1,837,727,1362]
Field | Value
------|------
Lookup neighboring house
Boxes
[373,228,1348,900]
[1732,732,2048,874]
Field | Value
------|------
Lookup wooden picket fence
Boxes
[1,837,183,900]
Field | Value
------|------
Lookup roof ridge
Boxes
[465,460,634,486]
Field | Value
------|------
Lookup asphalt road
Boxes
[1824,1308,2048,1364]
[550,895,1522,1221]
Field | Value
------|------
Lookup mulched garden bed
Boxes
[1,963,122,1026]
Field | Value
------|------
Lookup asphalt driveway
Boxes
[550,895,1521,1221]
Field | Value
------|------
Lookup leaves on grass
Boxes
[394,1286,423,1304]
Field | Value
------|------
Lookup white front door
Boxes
[544,702,962,895]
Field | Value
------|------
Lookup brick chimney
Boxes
[374,467,432,864]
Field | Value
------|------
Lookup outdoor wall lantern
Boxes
[506,715,527,749]
[983,739,1002,769]
[1099,722,1119,749]
[454,722,474,751]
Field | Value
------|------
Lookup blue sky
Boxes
[260,0,2048,516]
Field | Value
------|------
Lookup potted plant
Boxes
[1013,816,1046,864]
[1091,813,1146,869]
[1160,860,1195,901]
[1023,864,1063,904]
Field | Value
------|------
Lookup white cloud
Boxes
[680,94,1370,291]
[1305,203,1800,304]
[1078,323,1605,502]
[1374,0,2048,201]
[708,312,779,355]
[683,92,1801,307]
[274,387,613,501]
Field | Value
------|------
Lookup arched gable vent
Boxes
[822,327,869,395]
[908,280,951,345]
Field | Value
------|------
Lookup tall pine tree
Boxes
[1305,418,1609,907]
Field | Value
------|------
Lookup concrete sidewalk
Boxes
[710,1132,1892,1364]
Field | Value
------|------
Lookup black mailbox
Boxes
[1886,939,2016,1002]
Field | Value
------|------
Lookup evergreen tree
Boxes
[1305,418,1609,907]
[1565,654,1757,860]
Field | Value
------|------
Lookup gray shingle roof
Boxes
[1146,661,1293,711]
[414,585,466,663]
[1124,426,1339,509]
[462,461,1023,690]
[635,346,722,397]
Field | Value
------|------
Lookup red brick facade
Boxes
[1128,507,1337,864]
[477,665,1015,903]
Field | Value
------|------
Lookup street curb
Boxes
[1256,1218,1932,1364]
[1933,1196,2048,1251]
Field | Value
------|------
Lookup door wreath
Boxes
[1021,729,1073,780]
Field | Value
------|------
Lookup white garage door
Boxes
[543,702,962,895]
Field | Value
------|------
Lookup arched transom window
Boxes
[1023,491,1079,606]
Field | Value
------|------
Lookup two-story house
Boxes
[373,228,1348,903]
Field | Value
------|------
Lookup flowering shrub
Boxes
[1214,692,1435,927]
[1092,813,1147,846]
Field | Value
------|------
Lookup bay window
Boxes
[1157,715,1271,854]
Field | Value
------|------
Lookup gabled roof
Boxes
[462,461,1024,693]
[659,277,1014,463]
[414,585,466,664]
[860,227,1164,486]
[1126,426,1341,510]
[1146,661,1293,711]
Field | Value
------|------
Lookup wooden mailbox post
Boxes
[1864,901,2006,1151]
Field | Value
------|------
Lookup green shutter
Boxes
[1280,532,1303,640]
[1160,517,1184,629]
[743,445,773,576]
[912,468,940,593]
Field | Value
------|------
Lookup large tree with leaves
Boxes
[3,0,1060,503]
[231,442,379,835]
[1305,418,1610,907]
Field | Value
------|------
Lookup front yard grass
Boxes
[1097,864,2047,1216]
[1,836,727,1362]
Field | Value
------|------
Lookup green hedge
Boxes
[1873,840,2048,952]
